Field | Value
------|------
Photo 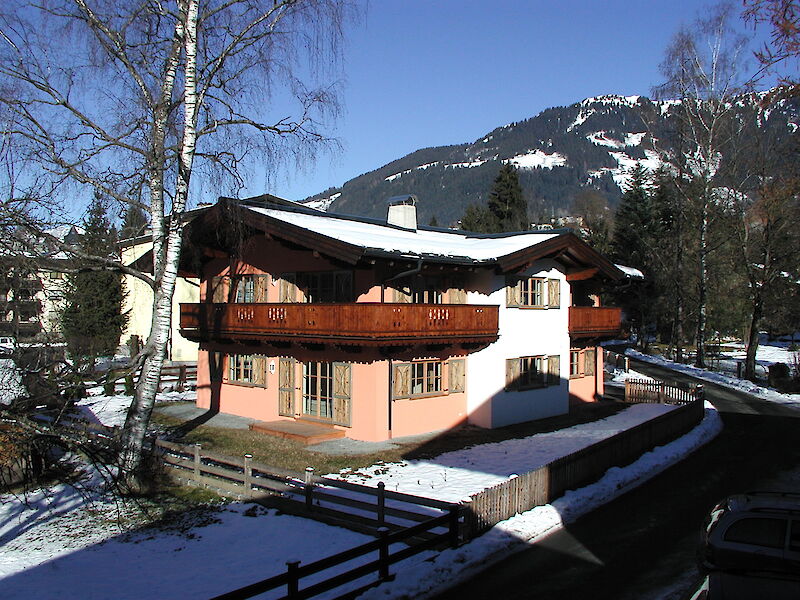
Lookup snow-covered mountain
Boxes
[303,92,798,226]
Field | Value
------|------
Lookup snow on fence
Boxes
[462,399,704,537]
[604,349,630,372]
[624,378,704,405]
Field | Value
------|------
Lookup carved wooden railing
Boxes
[180,302,499,346]
[568,306,622,339]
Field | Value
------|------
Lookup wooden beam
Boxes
[566,267,599,282]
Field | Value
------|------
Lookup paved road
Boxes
[434,361,800,600]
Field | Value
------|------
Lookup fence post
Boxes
[378,527,390,581]
[377,481,386,526]
[448,505,461,548]
[461,497,474,541]
[193,443,201,480]
[286,560,300,598]
[178,364,187,392]
[695,384,705,402]
[624,379,630,402]
[624,357,629,372]
[243,454,252,497]
[304,467,315,510]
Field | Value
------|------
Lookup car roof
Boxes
[725,491,800,516]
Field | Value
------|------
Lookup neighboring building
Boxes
[120,235,199,362]
[178,195,623,441]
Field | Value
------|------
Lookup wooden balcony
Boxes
[568,306,622,340]
[179,302,499,347]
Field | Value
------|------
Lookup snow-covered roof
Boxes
[244,204,560,263]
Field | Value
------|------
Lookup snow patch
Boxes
[302,192,340,212]
[505,150,566,170]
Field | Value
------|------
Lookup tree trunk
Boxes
[695,201,708,368]
[744,291,763,382]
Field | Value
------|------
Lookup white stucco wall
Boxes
[120,241,200,362]
[466,259,570,428]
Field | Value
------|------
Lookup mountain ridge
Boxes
[302,92,798,226]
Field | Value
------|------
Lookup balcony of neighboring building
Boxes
[568,306,622,340]
[179,302,499,347]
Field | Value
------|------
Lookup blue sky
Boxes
[247,0,772,202]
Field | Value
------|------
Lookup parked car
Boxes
[0,336,15,356]
[699,491,800,599]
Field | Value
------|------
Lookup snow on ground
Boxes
[73,389,195,428]
[357,402,723,600]
[0,403,721,600]
[626,349,800,410]
[328,403,675,503]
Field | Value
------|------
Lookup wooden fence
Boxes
[155,439,459,537]
[624,378,704,405]
[210,510,460,600]
[462,398,705,536]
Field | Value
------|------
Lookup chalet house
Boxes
[179,195,623,442]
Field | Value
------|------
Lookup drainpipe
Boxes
[382,258,424,302]
[387,358,393,438]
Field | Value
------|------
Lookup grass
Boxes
[151,401,627,476]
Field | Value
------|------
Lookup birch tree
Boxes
[0,0,353,486]
[654,1,750,367]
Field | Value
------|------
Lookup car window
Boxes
[723,517,786,549]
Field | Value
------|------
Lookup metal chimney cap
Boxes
[386,194,417,207]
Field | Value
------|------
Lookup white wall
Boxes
[466,259,570,428]
[120,241,200,362]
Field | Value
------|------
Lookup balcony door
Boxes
[302,361,351,426]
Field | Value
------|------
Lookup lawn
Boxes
[151,401,627,476]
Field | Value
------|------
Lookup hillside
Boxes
[303,93,798,226]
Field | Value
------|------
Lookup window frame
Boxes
[506,354,561,391]
[228,353,254,384]
[506,276,561,309]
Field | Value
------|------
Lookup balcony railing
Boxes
[180,302,499,346]
[568,306,622,339]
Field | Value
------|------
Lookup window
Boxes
[723,518,787,549]
[411,360,443,395]
[227,354,267,386]
[283,270,353,303]
[569,348,596,378]
[570,350,581,377]
[234,276,255,303]
[506,276,561,308]
[506,355,561,391]
[394,277,444,304]
[392,359,457,399]
[303,361,334,420]
[229,354,254,383]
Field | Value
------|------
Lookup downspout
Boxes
[382,257,424,302]
[382,258,423,435]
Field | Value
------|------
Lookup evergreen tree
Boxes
[120,206,148,240]
[459,203,497,233]
[487,164,528,232]
[428,215,439,227]
[61,197,126,369]
[612,165,653,268]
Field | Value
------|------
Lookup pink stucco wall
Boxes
[568,345,604,404]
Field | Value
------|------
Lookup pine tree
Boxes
[120,206,148,240]
[61,197,127,369]
[459,203,497,233]
[612,165,653,268]
[428,215,439,227]
[487,164,528,232]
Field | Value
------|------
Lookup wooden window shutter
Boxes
[392,362,411,399]
[209,351,224,382]
[547,354,560,385]
[505,277,521,307]
[548,279,561,308]
[254,275,269,302]
[332,362,352,426]
[253,355,267,387]
[279,273,297,303]
[211,276,227,303]
[336,271,353,302]
[448,359,466,393]
[505,358,520,391]
[393,284,411,303]
[448,287,467,304]
[278,357,295,416]
[584,349,596,377]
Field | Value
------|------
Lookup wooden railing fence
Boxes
[624,378,704,405]
[462,398,704,536]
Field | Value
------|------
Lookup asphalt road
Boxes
[434,359,800,600]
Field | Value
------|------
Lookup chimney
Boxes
[386,195,418,230]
